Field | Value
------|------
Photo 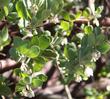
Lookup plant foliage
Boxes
[0,0,110,98]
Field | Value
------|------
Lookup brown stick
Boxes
[74,17,110,26]
[0,59,21,74]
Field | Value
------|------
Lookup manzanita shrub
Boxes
[0,0,110,98]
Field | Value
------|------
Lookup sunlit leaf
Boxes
[32,57,45,72]
[26,46,40,58]
[97,42,110,54]
[84,25,93,34]
[83,7,91,18]
[39,35,51,50]
[32,78,43,87]
[61,21,70,31]
[16,0,28,19]
[1,26,9,41]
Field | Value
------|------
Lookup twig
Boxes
[105,0,110,10]
[88,0,95,15]
[64,85,73,99]
[0,58,21,74]
[56,64,73,99]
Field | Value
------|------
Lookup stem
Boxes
[64,85,73,99]
[25,0,28,9]
[25,58,30,64]
[88,0,95,15]
[56,64,73,99]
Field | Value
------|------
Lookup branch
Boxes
[88,0,95,15]
[0,58,21,74]
[74,17,110,26]
[56,64,73,99]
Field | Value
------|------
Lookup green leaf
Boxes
[0,38,11,51]
[48,0,64,14]
[95,6,103,15]
[38,74,47,82]
[14,68,21,76]
[84,25,93,34]
[64,43,77,60]
[94,27,101,35]
[0,26,10,50]
[43,30,51,36]
[96,34,105,45]
[97,42,110,54]
[3,6,8,16]
[75,11,82,19]
[16,42,29,55]
[83,7,91,18]
[20,73,29,79]
[13,37,29,55]
[0,10,5,20]
[61,11,71,21]
[24,76,31,84]
[87,33,95,47]
[32,0,64,26]
[32,57,45,72]
[9,47,20,61]
[79,35,93,61]
[16,80,25,92]
[39,35,51,50]
[13,37,40,58]
[84,88,94,96]
[42,49,57,59]
[32,78,43,87]
[26,46,40,58]
[30,36,39,46]
[1,26,9,41]
[13,37,23,47]
[0,76,6,82]
[0,0,9,7]
[0,84,11,96]
[32,9,50,27]
[7,12,19,22]
[16,0,28,19]
[61,21,70,31]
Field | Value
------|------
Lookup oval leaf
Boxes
[39,36,51,50]
[16,1,28,19]
[1,26,9,41]
[26,46,40,58]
